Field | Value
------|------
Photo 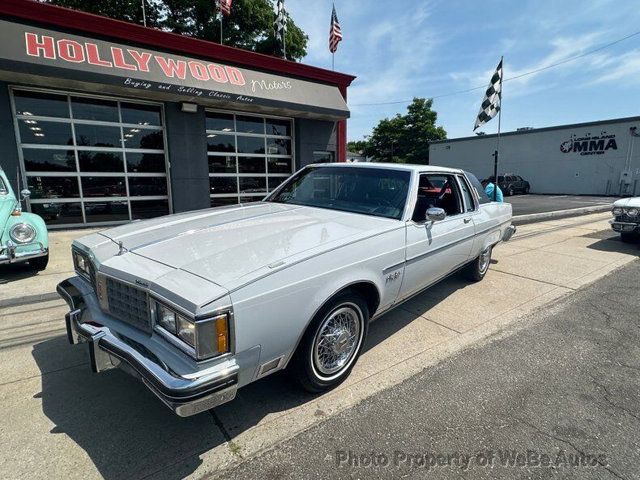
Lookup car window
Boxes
[516,176,523,181]
[412,173,463,221]
[268,166,410,220]
[457,175,476,212]
[0,176,7,195]
[464,171,491,205]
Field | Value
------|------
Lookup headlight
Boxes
[612,207,623,216]
[626,208,639,217]
[9,223,36,243]
[72,249,95,284]
[151,298,230,360]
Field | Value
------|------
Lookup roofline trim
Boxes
[0,0,356,88]
[432,115,640,145]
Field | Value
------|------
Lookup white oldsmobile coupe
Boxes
[58,163,516,416]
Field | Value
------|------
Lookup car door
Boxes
[398,173,475,301]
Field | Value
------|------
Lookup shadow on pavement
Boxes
[585,233,640,254]
[0,262,41,284]
[32,276,467,479]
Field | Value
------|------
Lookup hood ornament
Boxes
[117,241,126,256]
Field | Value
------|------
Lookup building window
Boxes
[206,110,294,207]
[11,88,170,227]
[313,151,335,163]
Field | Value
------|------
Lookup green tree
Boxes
[45,0,162,28]
[45,0,308,61]
[347,140,368,154]
[365,98,447,164]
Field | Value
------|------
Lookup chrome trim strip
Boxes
[406,233,476,264]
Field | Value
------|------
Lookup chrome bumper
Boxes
[502,224,517,242]
[0,241,47,265]
[57,279,239,417]
[610,220,639,233]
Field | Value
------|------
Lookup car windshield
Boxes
[267,166,411,220]
[0,175,7,195]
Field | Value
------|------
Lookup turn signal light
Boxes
[10,210,21,216]
[216,315,229,353]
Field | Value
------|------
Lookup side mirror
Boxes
[426,207,446,222]
[20,189,31,200]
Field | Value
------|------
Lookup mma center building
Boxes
[430,116,640,197]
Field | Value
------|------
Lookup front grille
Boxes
[106,277,152,333]
[615,214,639,224]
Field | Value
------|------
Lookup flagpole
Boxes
[141,0,147,27]
[220,14,223,45]
[492,55,503,201]
[332,52,335,71]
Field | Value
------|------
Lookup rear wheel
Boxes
[28,253,49,271]
[464,246,492,282]
[524,186,530,194]
[508,186,515,196]
[291,292,369,393]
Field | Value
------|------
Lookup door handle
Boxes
[464,218,471,223]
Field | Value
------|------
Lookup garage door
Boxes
[206,109,294,207]
[11,88,170,227]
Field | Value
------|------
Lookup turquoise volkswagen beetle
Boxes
[0,168,49,270]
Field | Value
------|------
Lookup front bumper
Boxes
[610,220,639,234]
[57,279,239,417]
[0,241,47,265]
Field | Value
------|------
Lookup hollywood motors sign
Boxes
[560,133,618,156]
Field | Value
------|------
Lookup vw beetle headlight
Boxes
[626,208,639,217]
[612,207,623,216]
[9,223,36,244]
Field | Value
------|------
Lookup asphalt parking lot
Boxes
[508,194,615,216]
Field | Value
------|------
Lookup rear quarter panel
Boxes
[470,202,513,258]
[228,225,406,372]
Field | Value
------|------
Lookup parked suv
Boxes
[498,174,530,196]
[0,168,49,270]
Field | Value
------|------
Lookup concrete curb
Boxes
[0,292,60,309]
[513,204,611,225]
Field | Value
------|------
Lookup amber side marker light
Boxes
[10,210,21,216]
[216,315,229,353]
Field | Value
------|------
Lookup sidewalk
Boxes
[0,229,98,307]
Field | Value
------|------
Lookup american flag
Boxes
[218,0,232,17]
[474,59,503,130]
[274,0,287,45]
[329,4,342,53]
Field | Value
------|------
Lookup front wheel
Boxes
[464,246,492,282]
[508,187,515,196]
[291,292,369,393]
[620,232,638,244]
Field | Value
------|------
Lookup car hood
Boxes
[613,197,640,208]
[94,203,398,291]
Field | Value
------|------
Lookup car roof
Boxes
[308,162,464,174]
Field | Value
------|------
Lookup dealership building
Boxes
[430,116,640,196]
[0,0,354,227]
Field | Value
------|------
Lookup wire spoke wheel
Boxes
[312,305,362,377]
[478,247,491,274]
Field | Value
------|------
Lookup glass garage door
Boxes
[206,110,294,207]
[11,88,170,227]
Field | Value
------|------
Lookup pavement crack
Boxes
[209,409,244,459]
[514,416,627,480]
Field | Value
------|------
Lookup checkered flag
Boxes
[474,59,503,131]
[274,0,287,48]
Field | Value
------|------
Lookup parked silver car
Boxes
[58,163,516,416]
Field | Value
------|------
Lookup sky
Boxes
[286,0,640,142]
